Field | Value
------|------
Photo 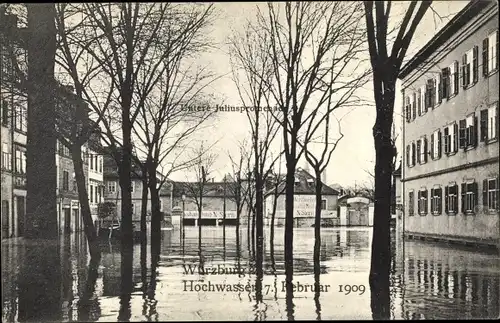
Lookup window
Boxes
[159,200,163,211]
[2,99,9,126]
[95,185,98,204]
[435,74,442,105]
[445,184,458,215]
[72,180,77,192]
[462,46,478,87]
[1,201,9,224]
[483,30,499,75]
[430,130,441,160]
[430,187,442,215]
[417,189,428,215]
[461,181,478,214]
[321,199,327,210]
[442,61,459,99]
[99,157,103,173]
[417,136,428,164]
[14,103,27,133]
[63,171,69,190]
[444,123,458,155]
[107,181,116,194]
[411,92,416,119]
[90,153,94,170]
[425,79,436,109]
[408,191,415,216]
[2,143,11,171]
[420,85,427,114]
[480,103,499,142]
[130,181,135,193]
[406,141,416,167]
[14,146,26,174]
[417,88,422,116]
[90,185,94,203]
[459,114,477,149]
[405,96,411,123]
[483,177,499,211]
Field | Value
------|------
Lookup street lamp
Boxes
[181,192,186,225]
[181,192,186,249]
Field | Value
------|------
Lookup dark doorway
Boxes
[2,200,9,238]
[64,208,71,233]
[16,196,25,236]
[73,209,79,232]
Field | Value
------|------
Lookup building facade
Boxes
[264,168,339,227]
[399,0,499,247]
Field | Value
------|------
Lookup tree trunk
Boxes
[284,157,296,320]
[119,141,133,247]
[148,168,161,247]
[313,167,322,320]
[71,146,100,260]
[25,3,58,239]
[140,176,148,243]
[369,76,395,320]
[269,186,279,249]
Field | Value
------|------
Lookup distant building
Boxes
[264,167,339,227]
[170,176,249,226]
[399,0,499,248]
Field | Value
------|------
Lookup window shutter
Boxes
[431,188,435,212]
[473,116,478,147]
[444,127,449,154]
[473,182,478,210]
[461,183,466,213]
[482,37,489,76]
[459,119,467,148]
[424,190,428,214]
[406,145,410,166]
[453,123,459,152]
[416,140,421,164]
[437,130,442,158]
[497,30,499,71]
[473,46,479,83]
[417,89,422,116]
[496,176,500,211]
[454,185,459,212]
[454,61,459,95]
[423,137,428,163]
[445,186,449,213]
[417,191,421,214]
[430,133,435,159]
[412,142,416,166]
[412,93,417,119]
[496,105,499,139]
[480,109,488,141]
[482,179,488,207]
[437,188,442,215]
[462,53,467,88]
[438,73,443,103]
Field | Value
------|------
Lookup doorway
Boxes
[16,196,25,236]
[2,200,9,238]
[64,208,71,233]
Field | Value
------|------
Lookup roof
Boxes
[170,181,238,199]
[398,0,491,80]
[264,168,339,197]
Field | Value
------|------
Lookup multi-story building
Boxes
[87,133,105,225]
[1,13,27,238]
[399,0,499,248]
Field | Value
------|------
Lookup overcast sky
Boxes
[162,1,469,187]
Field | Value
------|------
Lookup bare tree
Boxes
[227,140,252,230]
[182,142,217,228]
[239,3,368,297]
[363,0,432,298]
[130,3,218,244]
[363,1,432,319]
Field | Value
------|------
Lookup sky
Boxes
[167,1,469,187]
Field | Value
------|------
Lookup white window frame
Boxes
[446,185,458,214]
[488,31,498,73]
[466,114,475,147]
[321,199,327,210]
[431,187,441,215]
[487,104,498,140]
[418,189,427,215]
[434,75,440,106]
[486,178,499,211]
[432,130,439,158]
[418,137,427,164]
[449,62,456,95]
[107,181,116,194]
[464,48,474,87]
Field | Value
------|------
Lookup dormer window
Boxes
[306,178,314,186]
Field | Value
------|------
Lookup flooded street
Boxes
[2,227,499,321]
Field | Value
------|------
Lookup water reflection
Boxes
[1,227,499,321]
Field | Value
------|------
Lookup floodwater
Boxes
[1,226,499,321]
